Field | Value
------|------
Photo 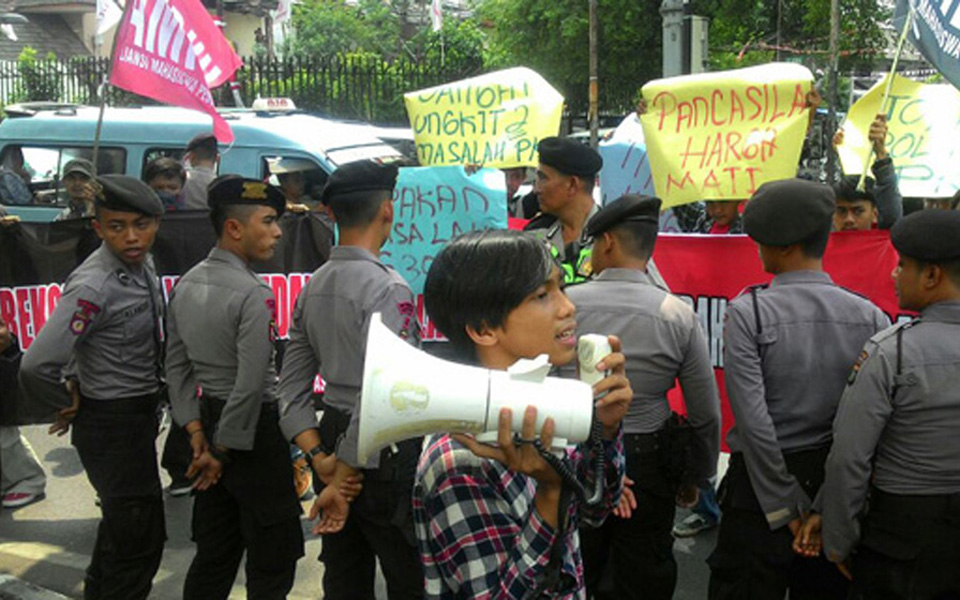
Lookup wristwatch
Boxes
[307,445,325,461]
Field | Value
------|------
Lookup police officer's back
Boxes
[165,177,304,599]
[565,194,721,600]
[813,209,960,599]
[707,179,889,600]
[277,161,423,599]
[20,175,166,599]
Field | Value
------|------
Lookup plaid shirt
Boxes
[413,430,625,599]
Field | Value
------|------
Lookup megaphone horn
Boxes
[357,313,595,465]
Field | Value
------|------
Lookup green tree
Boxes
[14,47,61,102]
[689,0,889,73]
[478,0,663,116]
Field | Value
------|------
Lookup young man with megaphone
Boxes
[412,229,632,598]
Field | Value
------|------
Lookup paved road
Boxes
[1,425,721,599]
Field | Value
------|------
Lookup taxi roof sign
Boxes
[252,97,297,112]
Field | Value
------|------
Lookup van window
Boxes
[263,156,328,206]
[2,145,126,206]
[143,148,186,176]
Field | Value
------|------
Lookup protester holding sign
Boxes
[19,176,166,599]
[832,114,903,231]
[278,161,423,600]
[524,137,603,285]
[707,179,889,600]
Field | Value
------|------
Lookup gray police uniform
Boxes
[819,303,960,599]
[566,267,721,600]
[818,209,960,599]
[278,246,422,599]
[20,213,166,596]
[707,179,889,600]
[166,246,304,599]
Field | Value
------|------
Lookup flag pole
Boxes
[856,7,913,191]
[92,0,129,171]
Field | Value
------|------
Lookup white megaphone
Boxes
[357,313,602,465]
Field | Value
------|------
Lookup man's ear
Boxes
[382,197,394,222]
[91,218,105,240]
[923,263,944,290]
[324,205,336,222]
[466,322,498,348]
[224,217,244,241]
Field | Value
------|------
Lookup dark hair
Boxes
[424,230,554,360]
[143,157,186,186]
[798,226,831,259]
[581,174,596,194]
[210,203,258,237]
[833,175,875,204]
[610,221,658,260]
[327,189,390,229]
[188,138,218,163]
[918,257,960,287]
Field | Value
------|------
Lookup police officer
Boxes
[707,179,889,600]
[565,194,721,600]
[20,175,166,599]
[524,136,603,284]
[182,132,219,209]
[803,209,960,599]
[165,176,304,599]
[278,161,422,599]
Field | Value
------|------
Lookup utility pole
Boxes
[826,0,839,183]
[589,0,599,148]
[660,0,684,77]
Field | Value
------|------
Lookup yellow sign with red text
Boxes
[640,63,814,208]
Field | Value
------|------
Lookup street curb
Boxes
[0,575,70,600]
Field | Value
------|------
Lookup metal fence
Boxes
[0,53,484,125]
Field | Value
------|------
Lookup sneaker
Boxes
[2,492,45,509]
[167,481,193,497]
[673,513,717,538]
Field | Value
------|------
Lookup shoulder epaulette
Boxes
[523,212,558,231]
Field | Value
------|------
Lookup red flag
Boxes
[110,0,243,142]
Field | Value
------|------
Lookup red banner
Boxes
[110,0,242,142]
[655,230,908,448]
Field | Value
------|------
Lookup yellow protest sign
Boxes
[838,74,960,198]
[640,63,813,208]
[404,67,564,169]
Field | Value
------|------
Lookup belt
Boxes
[623,429,664,455]
[871,486,960,518]
[80,393,159,414]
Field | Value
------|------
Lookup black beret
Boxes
[207,175,285,216]
[890,209,960,262]
[321,161,398,206]
[63,158,94,179]
[95,175,163,217]
[743,179,835,246]
[185,132,218,153]
[586,194,662,237]
[538,137,603,178]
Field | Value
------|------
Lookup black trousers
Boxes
[581,437,678,600]
[183,401,304,600]
[707,451,849,600]
[71,395,166,600]
[851,489,960,600]
[316,408,422,600]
